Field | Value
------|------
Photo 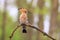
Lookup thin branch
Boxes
[9,25,20,40]
[21,24,56,40]
[10,24,56,40]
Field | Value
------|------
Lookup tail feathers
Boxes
[22,29,27,33]
[21,24,27,33]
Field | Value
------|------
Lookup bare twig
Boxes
[10,24,56,40]
[21,24,56,40]
[9,25,20,40]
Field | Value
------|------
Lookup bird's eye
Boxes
[25,11,27,13]
[20,8,22,9]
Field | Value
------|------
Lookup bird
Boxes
[18,8,28,33]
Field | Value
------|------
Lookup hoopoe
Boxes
[18,8,28,33]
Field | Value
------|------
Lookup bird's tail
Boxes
[22,25,27,33]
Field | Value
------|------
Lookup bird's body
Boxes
[19,13,28,24]
[18,8,28,33]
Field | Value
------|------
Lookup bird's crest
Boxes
[18,8,27,13]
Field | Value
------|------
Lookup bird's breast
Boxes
[20,14,27,23]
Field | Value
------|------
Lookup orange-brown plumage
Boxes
[18,8,28,33]
[18,8,28,24]
[19,8,27,13]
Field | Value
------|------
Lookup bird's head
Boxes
[18,8,27,13]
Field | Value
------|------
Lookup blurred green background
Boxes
[0,0,60,40]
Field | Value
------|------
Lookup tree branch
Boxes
[10,24,56,40]
[21,24,56,40]
[9,25,20,40]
